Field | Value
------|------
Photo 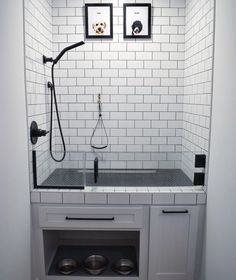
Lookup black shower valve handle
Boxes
[30,121,49,145]
[34,129,49,137]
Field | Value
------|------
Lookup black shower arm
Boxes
[43,41,85,65]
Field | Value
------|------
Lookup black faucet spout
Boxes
[94,157,99,184]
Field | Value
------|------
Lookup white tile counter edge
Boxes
[30,186,207,205]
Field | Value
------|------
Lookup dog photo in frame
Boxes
[85,3,113,39]
[123,3,151,39]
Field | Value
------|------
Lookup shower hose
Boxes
[49,62,66,162]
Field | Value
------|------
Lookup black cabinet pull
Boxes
[162,210,189,214]
[65,216,115,221]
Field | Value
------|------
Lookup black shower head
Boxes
[43,41,85,64]
[54,41,85,64]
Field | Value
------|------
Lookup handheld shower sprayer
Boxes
[43,41,85,162]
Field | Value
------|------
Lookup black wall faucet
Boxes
[94,157,99,184]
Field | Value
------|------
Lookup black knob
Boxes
[30,121,49,145]
[35,129,48,137]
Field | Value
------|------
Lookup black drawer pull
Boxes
[65,216,115,221]
[162,210,189,214]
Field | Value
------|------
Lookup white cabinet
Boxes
[32,204,204,280]
[32,205,149,280]
[148,206,200,280]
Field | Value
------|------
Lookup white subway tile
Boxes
[93,61,110,68]
[127,112,143,120]
[102,52,118,60]
[59,26,75,34]
[161,78,177,86]
[170,16,185,25]
[130,193,152,205]
[67,0,83,7]
[108,193,130,204]
[63,192,85,204]
[197,193,207,204]
[111,78,127,86]
[53,16,67,25]
[153,193,175,204]
[170,0,185,8]
[161,43,178,52]
[111,61,127,68]
[31,192,41,203]
[110,43,127,51]
[127,61,144,69]
[127,43,144,52]
[162,8,179,16]
[151,137,167,144]
[144,78,161,86]
[128,78,144,86]
[67,16,83,25]
[85,193,107,204]
[161,60,178,69]
[53,0,66,8]
[59,8,76,16]
[154,0,170,8]
[85,52,101,60]
[119,120,135,128]
[119,69,135,78]
[41,192,62,203]
[136,52,152,60]
[119,52,135,60]
[162,25,178,34]
[175,194,197,205]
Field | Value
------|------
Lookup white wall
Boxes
[0,1,31,280]
[204,0,236,279]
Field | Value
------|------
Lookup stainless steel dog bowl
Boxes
[113,258,135,276]
[83,255,108,275]
[57,258,78,275]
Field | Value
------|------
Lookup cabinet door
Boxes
[148,206,199,280]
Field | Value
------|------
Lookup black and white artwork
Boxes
[123,4,151,39]
[85,4,113,39]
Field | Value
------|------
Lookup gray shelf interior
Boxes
[48,245,138,277]
[43,230,140,277]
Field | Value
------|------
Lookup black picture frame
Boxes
[123,3,151,39]
[85,3,113,39]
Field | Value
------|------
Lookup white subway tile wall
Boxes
[24,0,56,185]
[52,0,186,170]
[182,0,214,180]
[24,0,215,184]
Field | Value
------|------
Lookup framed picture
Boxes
[85,3,113,39]
[123,4,151,39]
